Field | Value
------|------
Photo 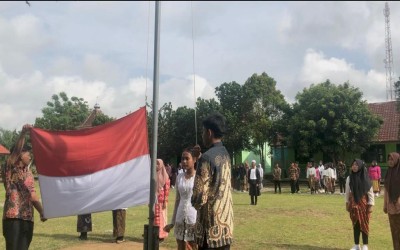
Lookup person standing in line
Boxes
[191,112,234,250]
[164,146,200,250]
[345,159,374,250]
[368,160,381,197]
[306,162,316,194]
[318,160,325,192]
[2,124,47,250]
[383,152,400,250]
[257,163,264,190]
[331,164,337,194]
[248,160,261,205]
[243,162,250,192]
[295,162,301,193]
[77,214,92,240]
[337,160,347,195]
[273,163,282,194]
[288,162,298,194]
[155,159,171,242]
[165,163,173,188]
[112,209,127,244]
[314,163,321,194]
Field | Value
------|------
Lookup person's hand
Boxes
[367,205,373,213]
[22,124,33,133]
[163,224,174,232]
[40,213,47,222]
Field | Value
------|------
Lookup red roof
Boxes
[368,101,400,143]
[0,144,10,155]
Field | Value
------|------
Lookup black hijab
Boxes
[349,159,372,203]
[385,152,400,204]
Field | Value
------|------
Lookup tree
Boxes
[34,92,91,130]
[287,80,382,165]
[215,81,250,160]
[241,73,289,167]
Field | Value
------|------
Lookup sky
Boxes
[1,1,400,131]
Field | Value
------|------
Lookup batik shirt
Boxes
[192,141,234,248]
[3,164,36,221]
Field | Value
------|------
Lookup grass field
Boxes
[0,181,393,250]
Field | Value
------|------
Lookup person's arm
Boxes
[164,178,180,232]
[7,125,31,166]
[191,156,211,210]
[345,177,350,211]
[27,172,46,222]
[383,187,388,214]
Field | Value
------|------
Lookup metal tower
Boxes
[384,2,394,100]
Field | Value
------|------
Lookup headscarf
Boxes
[349,159,372,203]
[156,159,169,196]
[385,152,400,204]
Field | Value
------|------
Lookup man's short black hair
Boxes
[202,112,226,139]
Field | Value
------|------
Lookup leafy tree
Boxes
[35,92,91,130]
[215,81,250,160]
[287,80,382,164]
[241,73,289,167]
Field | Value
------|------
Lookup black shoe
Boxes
[79,232,88,240]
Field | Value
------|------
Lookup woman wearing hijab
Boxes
[155,159,170,242]
[345,159,374,250]
[384,152,400,250]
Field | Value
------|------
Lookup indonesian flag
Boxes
[30,107,150,218]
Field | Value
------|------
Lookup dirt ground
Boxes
[62,241,170,250]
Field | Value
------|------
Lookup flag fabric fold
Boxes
[31,107,150,218]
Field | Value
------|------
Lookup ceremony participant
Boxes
[306,162,316,194]
[113,209,127,244]
[273,163,282,194]
[2,124,47,250]
[337,160,347,195]
[384,152,400,250]
[192,112,234,249]
[155,159,171,242]
[368,160,381,197]
[77,214,91,240]
[345,159,374,250]
[164,146,200,250]
[288,162,299,194]
[257,163,264,189]
[248,160,261,205]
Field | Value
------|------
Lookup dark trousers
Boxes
[339,177,346,193]
[274,180,281,193]
[290,179,297,193]
[295,180,300,192]
[200,236,231,250]
[3,218,34,250]
[353,221,368,245]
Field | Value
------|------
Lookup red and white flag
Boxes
[31,107,150,218]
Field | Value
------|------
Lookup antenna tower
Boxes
[384,2,394,100]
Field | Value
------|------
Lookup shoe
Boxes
[79,232,88,240]
[116,239,125,244]
[362,245,368,250]
[350,244,360,250]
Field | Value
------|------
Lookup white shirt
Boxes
[171,173,197,226]
[307,167,316,178]
[249,168,257,180]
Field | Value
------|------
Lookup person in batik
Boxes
[384,152,400,250]
[155,159,170,242]
[345,159,374,250]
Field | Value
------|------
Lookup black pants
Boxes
[295,180,300,192]
[353,221,368,245]
[3,218,34,250]
[339,177,346,193]
[290,179,297,193]
[274,180,281,193]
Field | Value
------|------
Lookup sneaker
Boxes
[350,245,360,250]
[116,239,125,244]
[362,245,368,250]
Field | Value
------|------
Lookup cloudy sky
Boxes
[1,1,400,131]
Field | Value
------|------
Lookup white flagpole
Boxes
[145,1,161,250]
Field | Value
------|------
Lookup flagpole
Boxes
[145,1,161,250]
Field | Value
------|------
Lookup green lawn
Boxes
[0,182,393,250]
